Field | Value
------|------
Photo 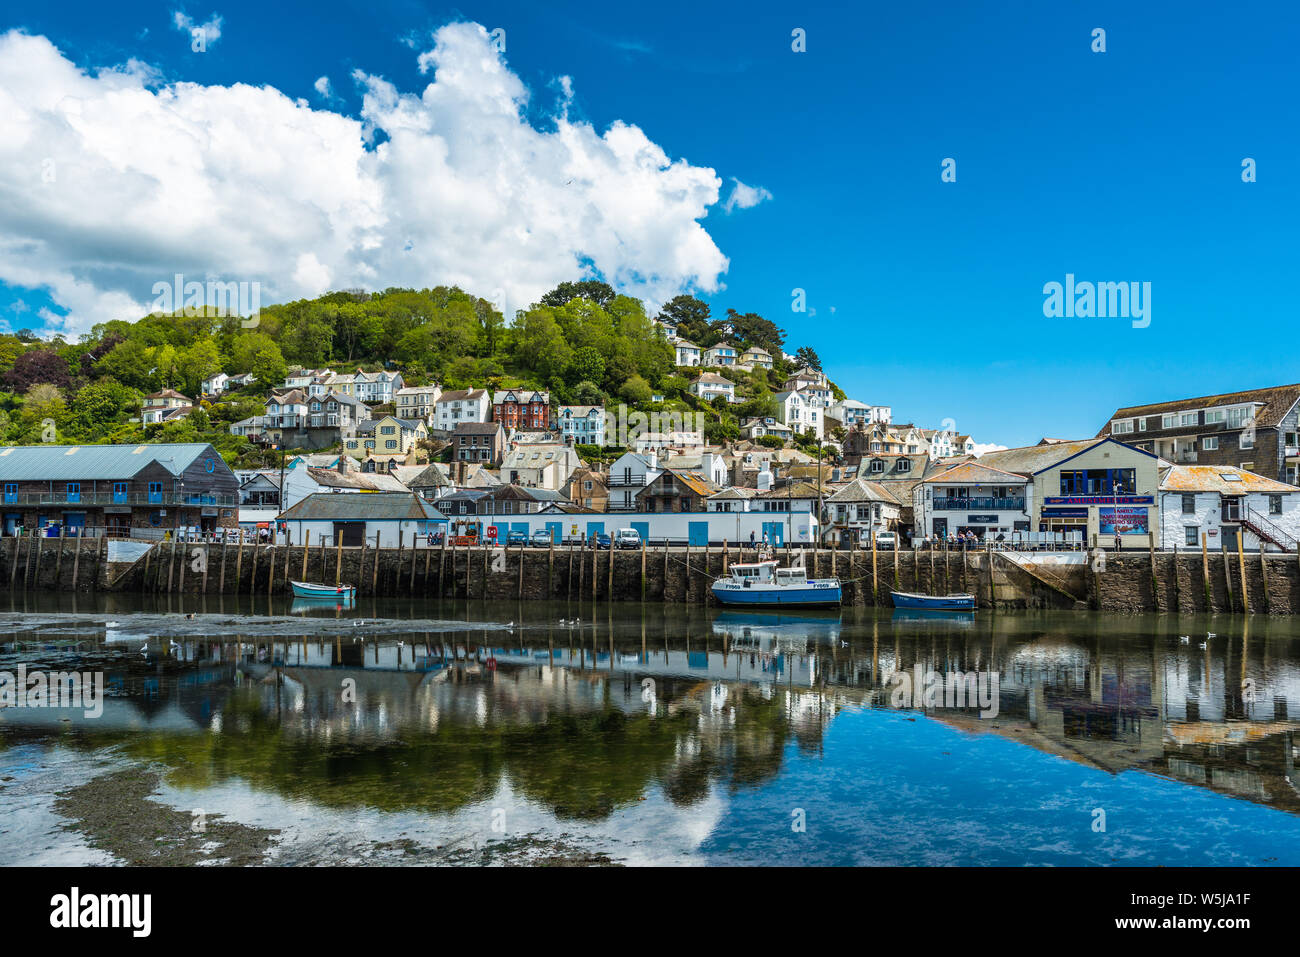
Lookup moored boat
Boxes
[889,590,975,611]
[290,580,357,600]
[711,561,841,608]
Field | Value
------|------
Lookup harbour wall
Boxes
[2,533,1300,614]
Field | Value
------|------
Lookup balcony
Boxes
[0,492,239,508]
[933,497,1026,511]
[607,476,644,487]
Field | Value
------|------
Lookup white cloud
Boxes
[722,177,772,213]
[970,443,1008,457]
[313,75,333,99]
[172,10,223,48]
[0,23,731,335]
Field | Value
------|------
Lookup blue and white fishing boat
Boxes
[711,561,841,608]
[889,590,976,611]
[290,580,357,601]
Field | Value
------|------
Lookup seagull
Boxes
[1179,635,1190,644]
[1207,632,1217,639]
[1199,641,1208,650]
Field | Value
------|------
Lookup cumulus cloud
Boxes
[0,22,731,334]
[313,75,333,99]
[172,10,223,48]
[970,443,1009,457]
[722,177,772,213]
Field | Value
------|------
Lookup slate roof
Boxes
[0,443,223,482]
[1098,384,1300,434]
[279,491,442,522]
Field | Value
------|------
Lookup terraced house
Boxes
[343,415,428,466]
[0,442,239,537]
[1097,383,1300,485]
[492,389,550,431]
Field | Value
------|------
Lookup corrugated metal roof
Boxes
[279,491,444,522]
[0,443,218,482]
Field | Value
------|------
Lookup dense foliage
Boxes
[0,283,837,467]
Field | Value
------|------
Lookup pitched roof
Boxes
[1159,465,1299,495]
[304,468,408,492]
[0,443,224,482]
[921,462,1028,485]
[976,439,1109,475]
[453,421,504,435]
[437,389,488,402]
[406,462,453,488]
[279,491,442,522]
[1099,383,1300,433]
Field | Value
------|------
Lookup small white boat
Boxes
[711,561,841,608]
[290,580,357,600]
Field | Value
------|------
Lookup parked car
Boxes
[614,528,642,549]
[506,529,529,546]
[592,532,612,550]
[531,528,555,547]
[873,530,898,550]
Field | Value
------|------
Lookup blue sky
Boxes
[1,0,1296,448]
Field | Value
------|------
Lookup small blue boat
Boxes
[889,590,975,611]
[290,580,357,600]
[712,561,842,608]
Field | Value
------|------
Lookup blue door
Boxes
[511,522,529,540]
[490,522,509,544]
[586,521,605,538]
[763,521,785,547]
[631,521,650,544]
[545,521,562,543]
[688,522,709,547]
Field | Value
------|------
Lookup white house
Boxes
[277,491,445,547]
[558,405,606,446]
[1158,464,1300,552]
[703,343,740,367]
[326,369,404,404]
[831,399,871,429]
[912,461,1031,541]
[200,372,229,396]
[434,388,490,432]
[674,341,702,367]
[774,390,823,440]
[142,389,192,426]
[607,451,663,511]
[690,372,736,403]
[499,442,582,491]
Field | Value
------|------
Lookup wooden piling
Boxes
[1222,543,1236,613]
[267,544,276,597]
[334,535,343,587]
[247,537,256,596]
[871,534,878,605]
[1202,533,1211,610]
[1236,533,1250,614]
[54,526,65,586]
[372,531,381,595]
[235,530,245,591]
[71,529,83,590]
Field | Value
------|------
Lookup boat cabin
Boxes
[728,561,810,585]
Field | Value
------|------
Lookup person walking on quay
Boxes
[749,529,756,551]
[1114,532,1122,553]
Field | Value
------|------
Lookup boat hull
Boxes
[889,590,975,611]
[712,581,842,608]
[290,581,357,600]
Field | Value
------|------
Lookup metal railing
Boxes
[1,492,239,507]
[932,498,1026,511]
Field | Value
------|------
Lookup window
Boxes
[66,482,80,502]
[1205,409,1225,425]
[1162,414,1177,428]
[1182,494,1196,514]
[870,460,884,474]
[1180,412,1197,427]
[1269,494,1283,515]
[1202,437,1218,451]
[897,459,911,473]
[1112,419,1133,434]
[1241,462,1254,472]
[1239,432,1254,449]
[1185,526,1199,547]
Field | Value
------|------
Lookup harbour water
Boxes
[3,592,1300,866]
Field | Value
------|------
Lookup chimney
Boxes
[337,454,348,474]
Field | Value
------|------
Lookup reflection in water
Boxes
[4,591,1300,865]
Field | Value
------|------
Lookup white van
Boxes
[614,528,642,549]
[873,530,898,550]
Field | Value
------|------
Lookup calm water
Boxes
[3,590,1300,866]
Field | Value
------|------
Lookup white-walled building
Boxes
[1158,464,1300,552]
[913,462,1032,541]
[395,385,442,423]
[690,372,736,403]
[434,388,490,432]
[774,390,823,440]
[703,343,740,368]
[675,341,702,367]
[608,451,663,511]
[277,491,446,547]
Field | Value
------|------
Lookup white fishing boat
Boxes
[711,560,841,608]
